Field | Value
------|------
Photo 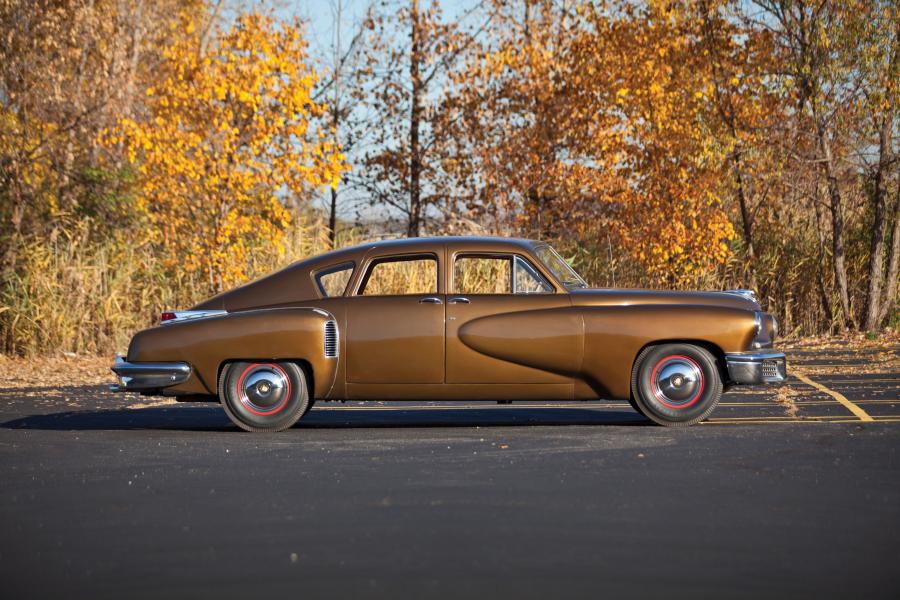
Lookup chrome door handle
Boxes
[448,296,470,304]
[419,296,443,304]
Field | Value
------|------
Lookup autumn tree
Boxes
[0,0,201,257]
[311,0,377,247]
[854,0,900,330]
[441,0,736,284]
[358,0,480,236]
[106,12,346,289]
[693,0,784,290]
[751,1,862,327]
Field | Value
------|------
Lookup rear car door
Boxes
[345,253,445,384]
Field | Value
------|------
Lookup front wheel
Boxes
[219,361,310,432]
[631,344,722,427]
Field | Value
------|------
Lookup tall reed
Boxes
[1,217,360,356]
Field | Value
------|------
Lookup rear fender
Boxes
[126,307,338,398]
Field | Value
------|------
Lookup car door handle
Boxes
[419,296,443,304]
[448,296,470,304]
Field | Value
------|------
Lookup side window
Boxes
[454,256,511,294]
[315,263,354,297]
[359,256,438,296]
[514,257,554,294]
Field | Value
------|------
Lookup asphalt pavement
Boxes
[1,354,898,599]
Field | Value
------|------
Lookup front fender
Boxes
[126,307,338,398]
[581,304,758,399]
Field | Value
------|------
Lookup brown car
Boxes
[110,236,786,431]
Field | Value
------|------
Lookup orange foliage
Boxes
[442,0,746,282]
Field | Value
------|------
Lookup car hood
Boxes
[569,288,761,311]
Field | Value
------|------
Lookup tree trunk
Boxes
[878,179,900,324]
[812,184,835,330]
[733,154,758,290]
[815,118,854,328]
[407,0,422,238]
[329,186,338,248]
[863,115,892,329]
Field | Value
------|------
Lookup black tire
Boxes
[630,343,722,427]
[303,399,316,416]
[219,361,309,432]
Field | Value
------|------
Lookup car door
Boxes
[445,251,575,385]
[345,253,445,385]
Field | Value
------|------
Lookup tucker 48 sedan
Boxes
[111,236,786,431]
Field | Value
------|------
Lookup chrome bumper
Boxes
[725,351,787,385]
[109,355,191,392]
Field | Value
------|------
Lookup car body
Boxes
[111,236,786,430]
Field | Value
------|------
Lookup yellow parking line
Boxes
[793,372,874,422]
[806,379,900,384]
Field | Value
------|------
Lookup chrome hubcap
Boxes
[237,364,291,415]
[651,356,704,408]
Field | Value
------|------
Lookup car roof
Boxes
[192,236,550,311]
[297,236,540,267]
[326,235,536,255]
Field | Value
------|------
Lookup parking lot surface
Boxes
[1,342,898,598]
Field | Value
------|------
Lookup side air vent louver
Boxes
[324,320,338,358]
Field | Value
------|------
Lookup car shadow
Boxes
[0,404,650,431]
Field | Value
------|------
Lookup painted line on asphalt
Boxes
[307,405,898,425]
[315,404,625,411]
[706,417,900,425]
[800,378,900,384]
[793,372,874,422]
[722,399,898,406]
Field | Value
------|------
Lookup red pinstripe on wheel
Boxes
[649,354,705,409]
[236,363,292,416]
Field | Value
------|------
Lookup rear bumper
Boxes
[725,351,787,385]
[109,355,192,392]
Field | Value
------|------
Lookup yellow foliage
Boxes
[104,12,347,290]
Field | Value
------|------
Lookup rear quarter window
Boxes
[314,263,354,297]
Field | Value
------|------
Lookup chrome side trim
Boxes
[725,351,787,385]
[161,309,227,326]
[109,355,192,392]
[324,320,338,358]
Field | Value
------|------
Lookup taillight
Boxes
[160,311,176,323]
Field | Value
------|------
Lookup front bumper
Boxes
[109,355,192,392]
[725,351,787,385]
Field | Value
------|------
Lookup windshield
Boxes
[534,244,588,290]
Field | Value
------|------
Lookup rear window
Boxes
[315,263,354,297]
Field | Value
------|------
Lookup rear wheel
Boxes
[631,343,722,427]
[219,361,309,432]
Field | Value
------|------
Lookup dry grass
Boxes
[1,217,362,357]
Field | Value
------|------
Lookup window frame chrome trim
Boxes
[353,252,441,297]
[450,251,554,296]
